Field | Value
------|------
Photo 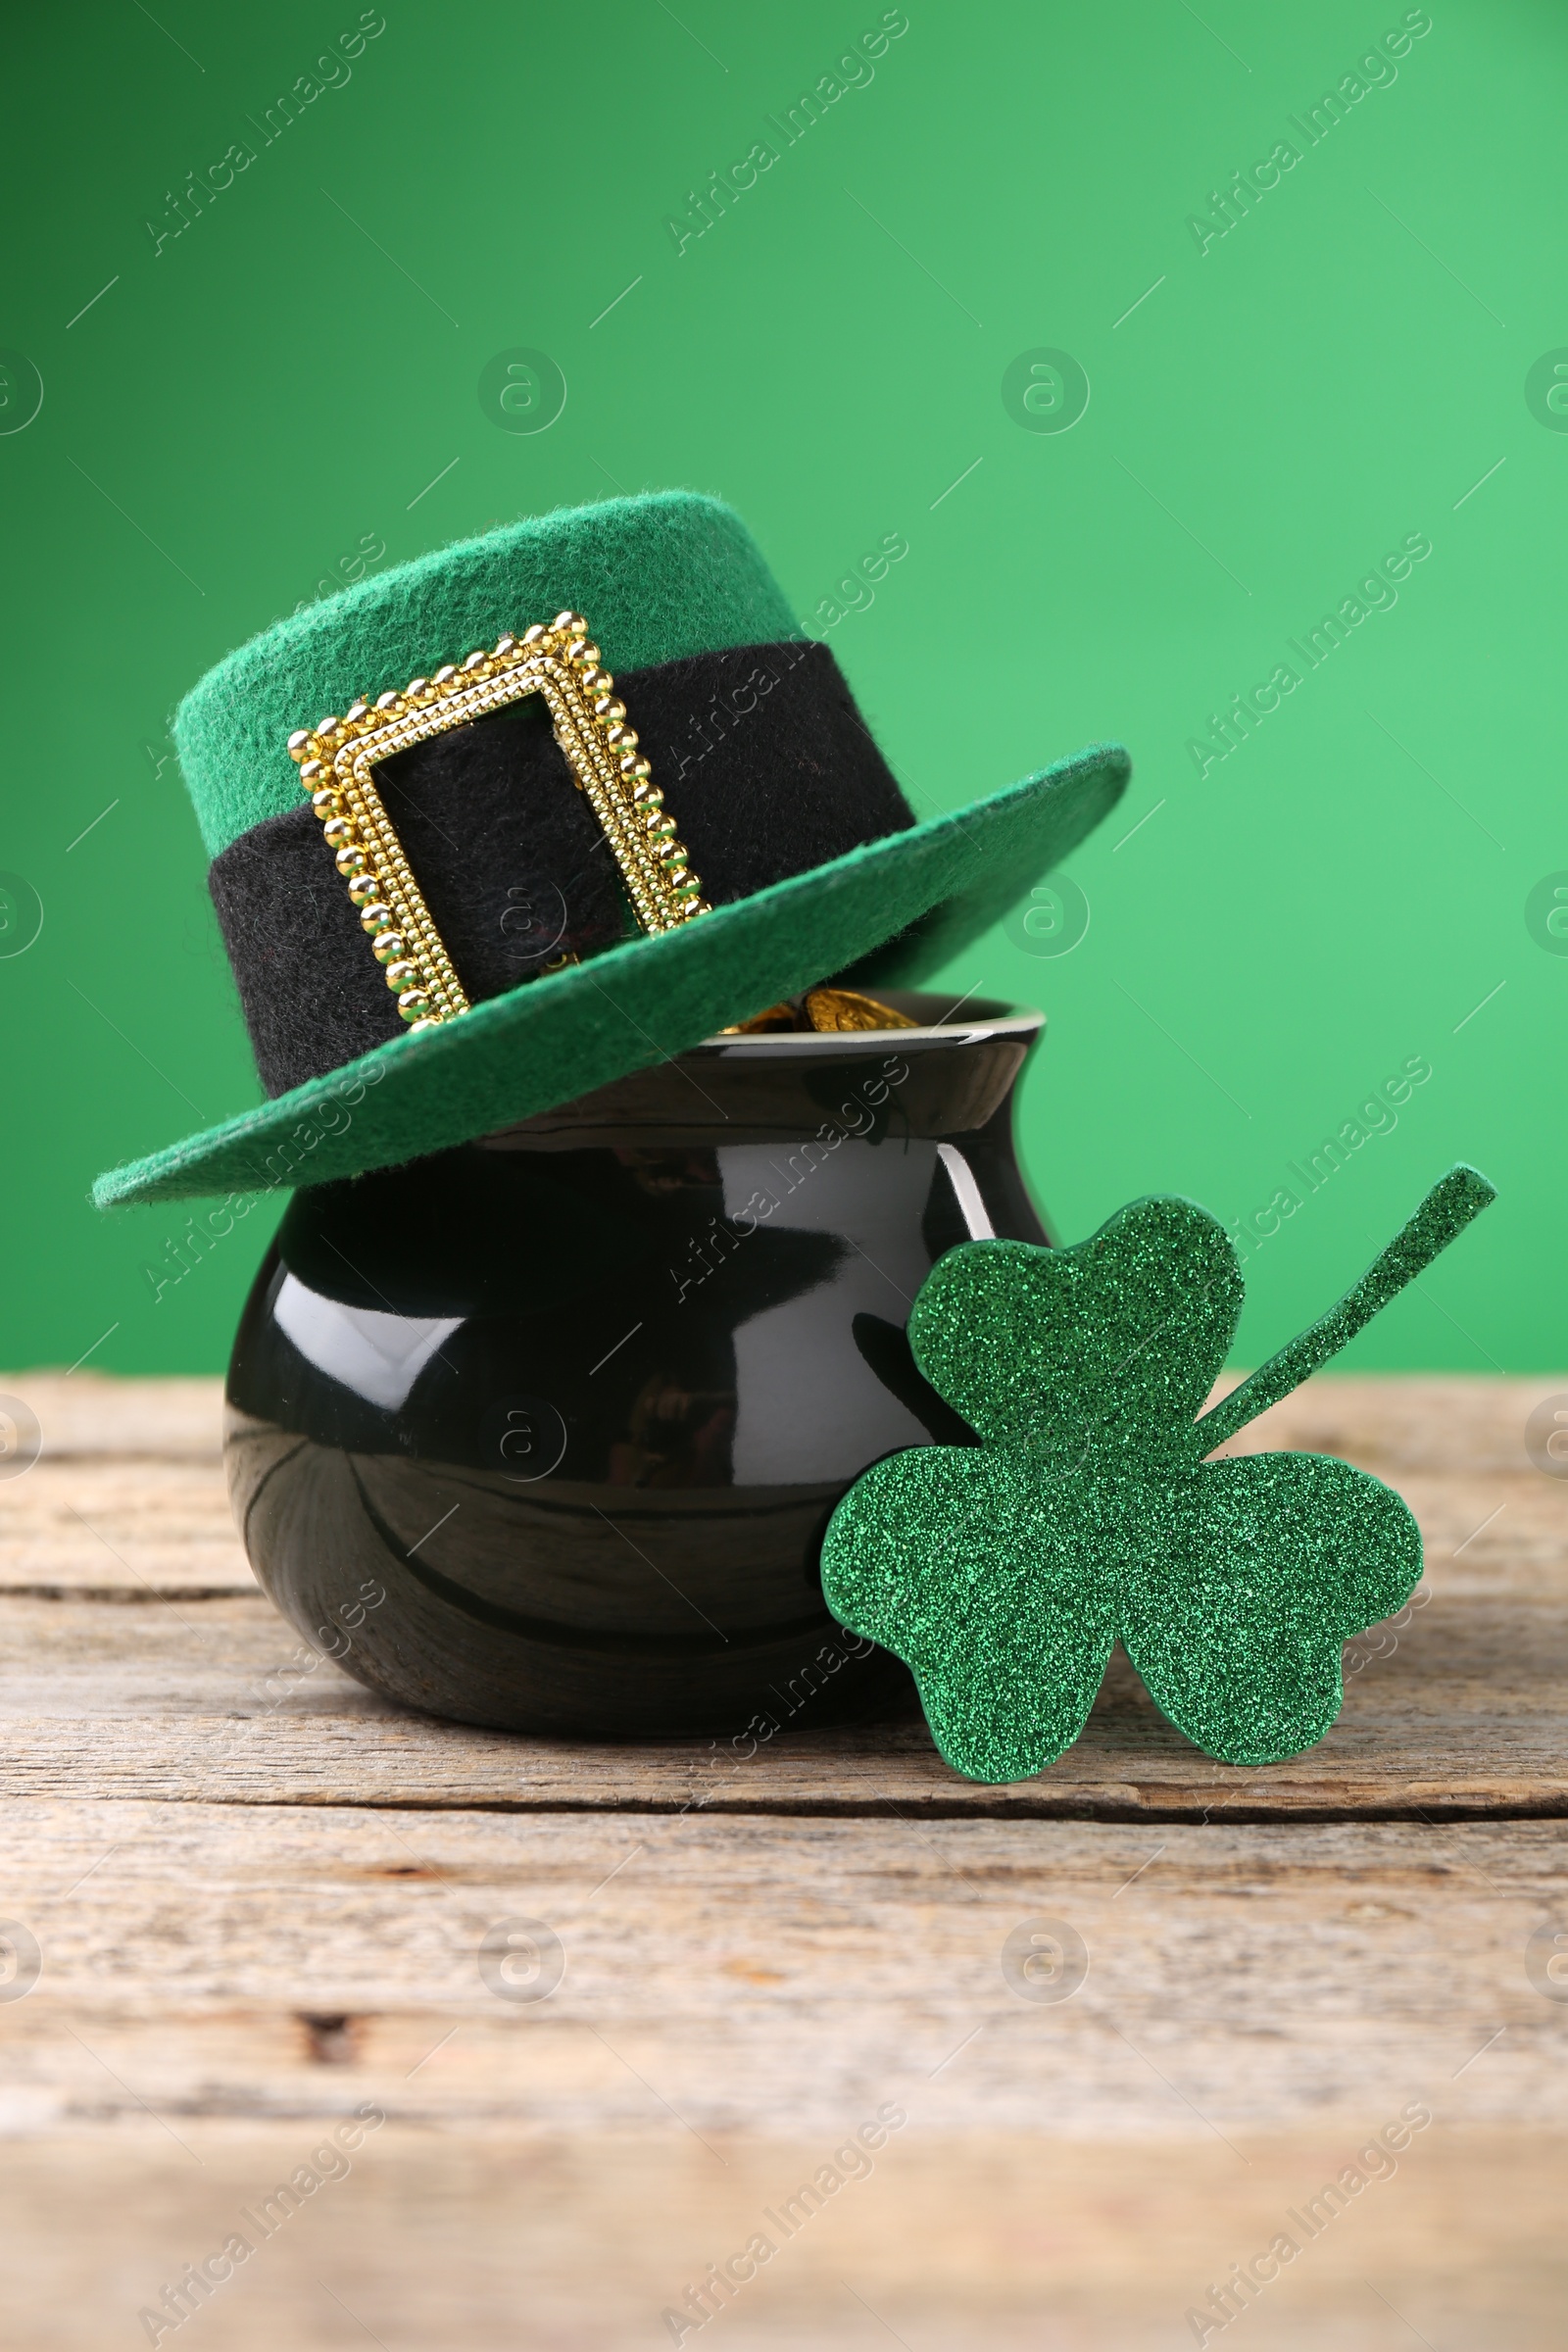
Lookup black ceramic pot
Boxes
[224,989,1050,1739]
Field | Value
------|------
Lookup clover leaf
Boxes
[820,1166,1495,1782]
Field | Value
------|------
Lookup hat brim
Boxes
[93,743,1129,1208]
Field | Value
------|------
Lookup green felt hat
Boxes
[94,491,1129,1208]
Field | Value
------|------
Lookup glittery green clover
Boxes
[821,1165,1495,1782]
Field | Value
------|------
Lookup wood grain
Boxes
[3,1370,228,1457]
[0,1374,1563,1817]
[0,1591,1561,1816]
[0,1372,1565,2347]
[4,1367,1555,1462]
[3,2128,1563,2350]
[0,1457,258,1594]
[4,1802,1567,2134]
[1,1802,1565,2346]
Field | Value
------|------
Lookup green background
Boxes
[2,0,1561,1376]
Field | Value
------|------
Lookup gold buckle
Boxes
[286,612,708,1031]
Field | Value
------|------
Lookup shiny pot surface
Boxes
[224,991,1050,1739]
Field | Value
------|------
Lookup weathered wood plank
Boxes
[1211,1371,1554,1476]
[0,1457,258,1594]
[1,1805,1564,2138]
[0,1452,1545,1598]
[0,1376,1562,2347]
[0,1373,1561,1813]
[0,1373,1553,1592]
[3,2127,1564,2349]
[0,1475,1559,1813]
[0,1371,225,1457]
[1,1806,1566,2341]
[4,1368,1559,1468]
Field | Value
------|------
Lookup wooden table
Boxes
[2,1370,1565,2349]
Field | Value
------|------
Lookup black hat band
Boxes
[209,638,916,1099]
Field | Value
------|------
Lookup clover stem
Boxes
[1192,1163,1496,1455]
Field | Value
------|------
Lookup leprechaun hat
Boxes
[93,491,1129,1207]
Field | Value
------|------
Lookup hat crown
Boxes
[174,491,797,861]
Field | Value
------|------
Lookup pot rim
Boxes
[701,989,1043,1062]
